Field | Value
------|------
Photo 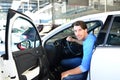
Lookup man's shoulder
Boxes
[86,34,96,43]
[88,33,96,39]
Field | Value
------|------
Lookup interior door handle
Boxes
[29,65,37,71]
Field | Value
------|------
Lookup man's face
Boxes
[73,25,87,41]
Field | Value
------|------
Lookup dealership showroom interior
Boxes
[0,0,120,31]
[0,0,120,80]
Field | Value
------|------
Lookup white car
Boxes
[41,11,120,80]
[0,9,120,80]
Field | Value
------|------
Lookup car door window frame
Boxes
[45,20,103,44]
[106,16,120,46]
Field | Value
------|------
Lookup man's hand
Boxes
[66,36,75,42]
[61,67,82,80]
[61,71,70,80]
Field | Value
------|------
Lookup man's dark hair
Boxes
[72,21,87,30]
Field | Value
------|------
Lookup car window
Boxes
[87,21,101,36]
[46,21,102,44]
[106,16,120,45]
[11,17,40,52]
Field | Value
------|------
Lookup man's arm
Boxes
[66,36,82,44]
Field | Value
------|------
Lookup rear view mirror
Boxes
[37,25,43,32]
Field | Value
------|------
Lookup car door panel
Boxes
[91,47,120,80]
[13,48,40,80]
[13,46,48,80]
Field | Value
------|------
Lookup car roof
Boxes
[42,11,120,43]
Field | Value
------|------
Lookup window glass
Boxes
[87,21,101,36]
[107,16,120,45]
[11,17,40,52]
[46,21,102,44]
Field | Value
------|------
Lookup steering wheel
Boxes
[66,41,76,54]
[66,40,83,56]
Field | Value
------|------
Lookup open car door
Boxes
[4,9,49,80]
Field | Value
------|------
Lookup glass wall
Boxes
[0,0,120,28]
[47,0,120,24]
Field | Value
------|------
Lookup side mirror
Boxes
[17,40,31,50]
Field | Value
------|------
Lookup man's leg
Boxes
[61,57,82,69]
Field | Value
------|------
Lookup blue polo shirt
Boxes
[79,33,96,72]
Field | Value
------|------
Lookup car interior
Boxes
[15,19,102,80]
[43,21,102,79]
